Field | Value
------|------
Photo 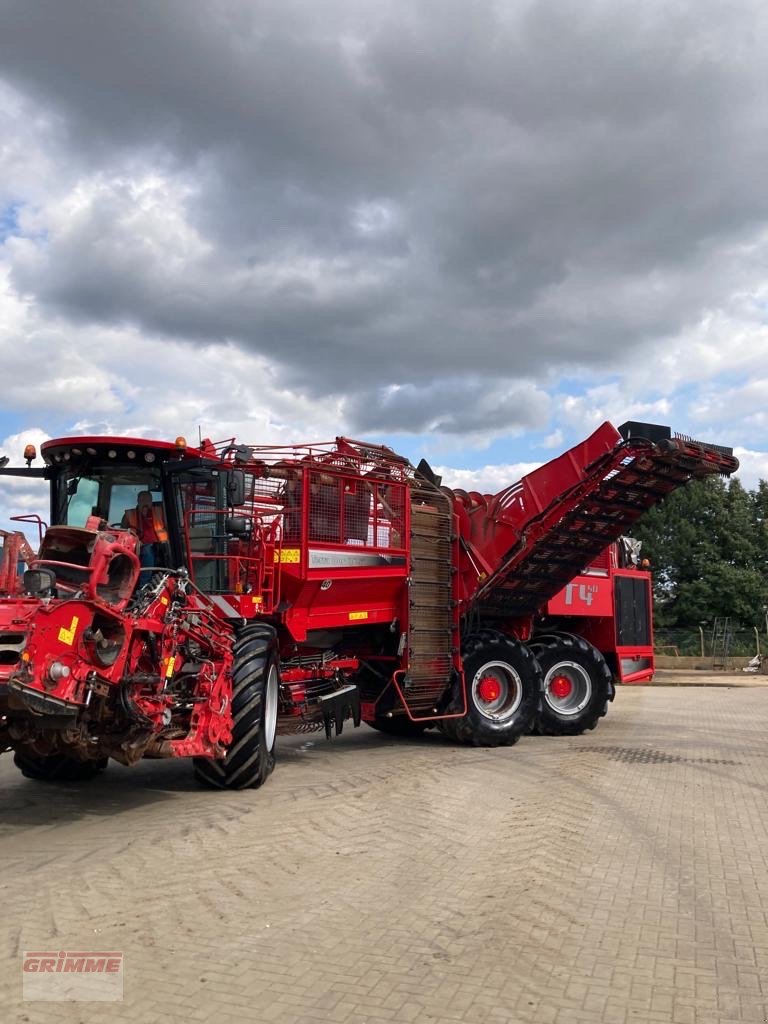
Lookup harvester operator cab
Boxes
[5,437,255,599]
[41,440,182,589]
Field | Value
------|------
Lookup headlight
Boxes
[24,568,56,595]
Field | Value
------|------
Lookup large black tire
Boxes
[533,635,612,736]
[193,623,279,790]
[13,750,108,782]
[439,632,540,746]
[367,717,428,738]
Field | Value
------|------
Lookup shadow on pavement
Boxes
[0,722,459,827]
[0,763,181,829]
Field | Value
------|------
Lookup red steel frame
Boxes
[544,545,655,684]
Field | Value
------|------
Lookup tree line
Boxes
[629,476,768,630]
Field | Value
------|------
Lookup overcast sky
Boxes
[1,0,767,530]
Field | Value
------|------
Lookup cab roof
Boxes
[41,436,215,466]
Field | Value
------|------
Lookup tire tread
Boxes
[438,630,540,747]
[193,623,278,790]
[534,635,612,736]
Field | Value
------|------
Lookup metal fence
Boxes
[655,627,768,659]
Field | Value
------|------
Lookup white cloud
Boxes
[690,378,768,427]
[436,461,542,495]
[0,427,50,540]
[732,447,768,490]
[558,387,672,435]
[541,429,563,449]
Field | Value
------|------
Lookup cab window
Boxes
[58,469,163,527]
[66,478,99,526]
[108,484,163,526]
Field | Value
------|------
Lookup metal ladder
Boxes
[711,617,733,669]
[405,482,459,713]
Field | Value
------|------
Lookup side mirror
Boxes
[226,470,245,507]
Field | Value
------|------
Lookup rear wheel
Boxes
[13,750,108,782]
[534,635,612,736]
[439,632,540,746]
[193,623,279,790]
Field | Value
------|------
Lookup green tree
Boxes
[751,480,768,573]
[631,476,768,630]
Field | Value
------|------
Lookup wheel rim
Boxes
[470,660,523,723]
[264,664,279,750]
[544,660,592,716]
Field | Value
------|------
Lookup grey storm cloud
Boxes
[343,379,551,436]
[1,0,767,433]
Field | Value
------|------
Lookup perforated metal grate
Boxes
[579,745,742,766]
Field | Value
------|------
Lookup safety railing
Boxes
[183,508,281,610]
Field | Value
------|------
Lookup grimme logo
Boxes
[22,950,124,1001]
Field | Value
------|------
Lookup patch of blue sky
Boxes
[549,375,593,397]
[0,201,21,242]
[0,407,83,451]
[664,381,699,418]
[0,410,19,441]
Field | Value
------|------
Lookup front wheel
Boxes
[193,624,279,790]
[534,636,612,736]
[439,632,540,746]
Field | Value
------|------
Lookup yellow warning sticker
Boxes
[274,548,300,564]
[348,611,369,621]
[160,595,169,606]
[58,615,79,646]
[165,656,176,679]
[251,595,263,604]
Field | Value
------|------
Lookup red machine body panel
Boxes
[546,575,615,618]
[544,544,654,684]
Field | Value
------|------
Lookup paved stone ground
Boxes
[2,685,768,1024]
[652,670,768,689]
